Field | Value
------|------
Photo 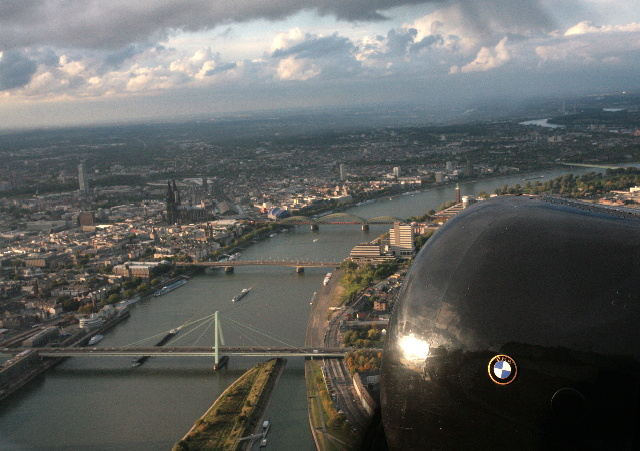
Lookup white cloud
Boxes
[459,37,510,72]
[565,21,640,36]
[271,27,307,53]
[276,56,320,81]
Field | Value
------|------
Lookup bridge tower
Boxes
[213,311,228,370]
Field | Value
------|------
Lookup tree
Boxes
[106,293,121,305]
[78,303,94,314]
[172,441,190,451]
[137,283,150,293]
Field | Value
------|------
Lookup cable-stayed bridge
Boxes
[0,346,362,359]
[0,311,370,366]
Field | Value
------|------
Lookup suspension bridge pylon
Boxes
[213,311,228,370]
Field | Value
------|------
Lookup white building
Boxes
[387,222,414,258]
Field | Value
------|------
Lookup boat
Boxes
[153,279,187,297]
[232,288,251,302]
[313,239,319,242]
[125,295,141,306]
[270,233,277,237]
[88,334,103,346]
[323,273,332,285]
[133,328,179,367]
[213,355,229,370]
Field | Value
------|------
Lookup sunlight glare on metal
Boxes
[399,333,429,360]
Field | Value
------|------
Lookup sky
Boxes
[1,0,639,129]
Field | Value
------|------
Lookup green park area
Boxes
[172,358,283,451]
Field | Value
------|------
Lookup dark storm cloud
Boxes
[0,50,38,90]
[104,43,163,68]
[0,0,555,51]
[410,35,441,53]
[386,28,418,55]
[272,34,354,59]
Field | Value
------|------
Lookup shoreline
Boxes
[174,358,285,451]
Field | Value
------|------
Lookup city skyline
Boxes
[1,0,639,130]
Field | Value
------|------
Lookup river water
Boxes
[0,166,619,450]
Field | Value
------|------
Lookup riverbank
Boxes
[173,358,285,451]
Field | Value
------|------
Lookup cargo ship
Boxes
[153,279,186,297]
[232,288,250,302]
[132,328,179,367]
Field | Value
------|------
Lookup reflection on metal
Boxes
[487,354,517,385]
[399,334,430,361]
[380,196,640,450]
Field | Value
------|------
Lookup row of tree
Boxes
[345,350,382,376]
[342,324,384,348]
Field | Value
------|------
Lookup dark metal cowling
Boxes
[381,196,640,451]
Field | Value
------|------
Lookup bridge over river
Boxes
[177,260,340,272]
[280,212,406,230]
[0,346,377,359]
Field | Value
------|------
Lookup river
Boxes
[0,165,623,450]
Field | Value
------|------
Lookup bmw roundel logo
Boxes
[488,355,517,385]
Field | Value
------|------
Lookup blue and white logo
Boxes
[488,355,517,385]
[493,360,511,379]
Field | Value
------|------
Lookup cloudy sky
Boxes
[1,0,639,129]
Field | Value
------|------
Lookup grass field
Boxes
[173,358,283,451]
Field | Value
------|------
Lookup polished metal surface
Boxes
[381,196,640,450]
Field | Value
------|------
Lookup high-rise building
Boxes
[340,163,346,181]
[393,167,401,178]
[78,163,89,195]
[388,222,414,258]
[435,171,444,183]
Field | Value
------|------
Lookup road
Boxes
[305,268,372,431]
[305,269,341,348]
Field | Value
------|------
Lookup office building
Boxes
[387,222,414,258]
[78,163,89,195]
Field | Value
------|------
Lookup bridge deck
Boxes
[178,261,340,267]
[0,346,379,358]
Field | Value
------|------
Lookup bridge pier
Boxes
[296,267,304,274]
[310,224,318,231]
[362,224,369,232]
[225,266,234,273]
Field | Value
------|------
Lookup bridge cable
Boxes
[121,312,218,348]
[226,322,263,348]
[170,316,216,345]
[224,317,298,348]
[190,315,217,347]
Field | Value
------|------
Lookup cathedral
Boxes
[165,180,207,225]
